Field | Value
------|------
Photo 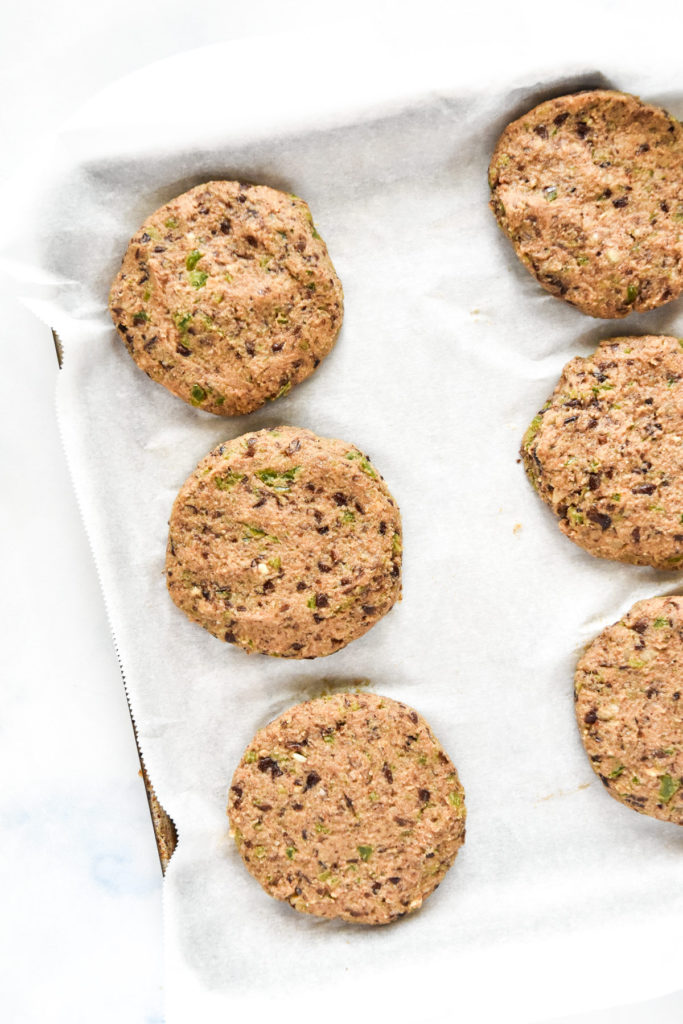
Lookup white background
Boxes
[1,2,681,1022]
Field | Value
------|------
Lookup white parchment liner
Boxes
[6,23,683,1023]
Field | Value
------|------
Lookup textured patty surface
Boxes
[489,90,683,318]
[228,692,466,924]
[109,181,343,415]
[575,596,683,824]
[166,427,402,658]
[522,335,683,568]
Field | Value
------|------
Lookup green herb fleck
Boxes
[244,750,257,763]
[306,596,317,609]
[654,617,670,629]
[268,556,281,570]
[306,213,322,240]
[271,380,291,401]
[164,217,179,229]
[286,846,296,860]
[214,471,242,491]
[174,312,192,332]
[392,532,402,555]
[186,249,204,271]
[576,256,589,266]
[448,790,462,807]
[224,272,233,283]
[255,467,300,491]
[626,283,639,304]
[243,525,267,540]
[658,774,680,803]
[543,185,558,202]
[315,822,330,834]
[567,506,584,526]
[341,510,356,524]
[522,403,551,451]
[609,765,625,779]
[345,450,377,478]
[190,384,207,405]
[189,270,208,289]
[357,845,373,862]
[628,656,645,669]
[133,310,150,323]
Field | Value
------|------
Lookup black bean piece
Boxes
[257,756,283,778]
[304,771,321,791]
[586,508,611,531]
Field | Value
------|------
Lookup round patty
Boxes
[166,427,402,658]
[521,335,683,568]
[576,596,683,825]
[228,691,466,924]
[109,181,343,415]
[489,90,683,318]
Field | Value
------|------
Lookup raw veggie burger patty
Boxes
[166,427,402,658]
[575,596,683,824]
[489,90,683,318]
[109,181,343,415]
[228,692,466,923]
[522,335,683,568]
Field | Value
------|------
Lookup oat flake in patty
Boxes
[228,692,466,923]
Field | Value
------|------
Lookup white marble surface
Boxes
[1,2,681,1021]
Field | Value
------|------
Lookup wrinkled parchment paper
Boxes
[7,24,683,1023]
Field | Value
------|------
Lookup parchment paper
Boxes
[6,23,683,1023]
